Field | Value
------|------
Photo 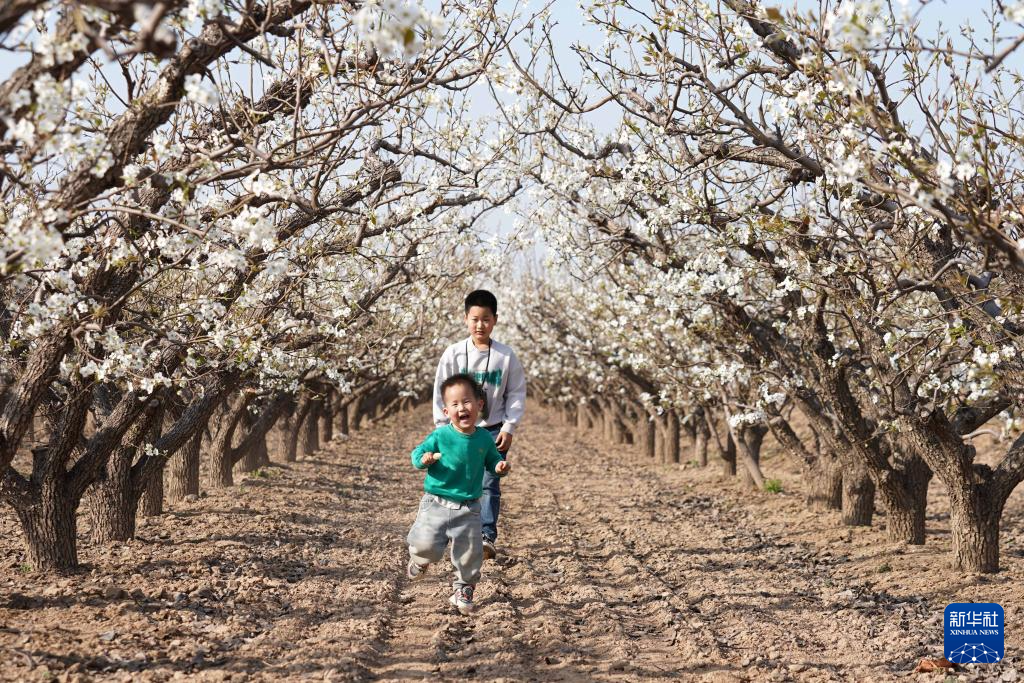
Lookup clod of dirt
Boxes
[913,657,956,673]
[102,585,127,600]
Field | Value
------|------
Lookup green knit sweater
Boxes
[411,425,505,502]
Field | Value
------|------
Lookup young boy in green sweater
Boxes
[406,373,511,615]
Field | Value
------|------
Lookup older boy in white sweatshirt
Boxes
[432,289,526,560]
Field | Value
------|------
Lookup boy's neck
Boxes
[470,337,492,350]
[450,423,477,435]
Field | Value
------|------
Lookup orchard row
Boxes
[1,0,1023,576]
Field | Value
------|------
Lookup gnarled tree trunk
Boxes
[681,412,697,462]
[739,425,768,489]
[351,393,368,431]
[283,394,310,463]
[89,404,164,543]
[320,390,334,444]
[948,481,1003,573]
[664,410,681,464]
[300,397,321,456]
[575,402,588,431]
[139,469,163,518]
[605,402,627,444]
[804,454,843,511]
[209,393,288,488]
[336,397,351,437]
[703,407,732,475]
[138,411,166,517]
[654,412,665,462]
[635,407,655,459]
[14,464,79,570]
[239,408,270,473]
[841,465,875,527]
[693,406,710,467]
[720,432,737,477]
[767,412,843,510]
[89,457,138,542]
[208,394,250,489]
[581,400,598,432]
[876,456,930,544]
[599,398,613,441]
[167,431,202,503]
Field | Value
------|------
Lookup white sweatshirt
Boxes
[433,337,526,433]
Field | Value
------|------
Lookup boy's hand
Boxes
[420,452,440,466]
[495,460,511,475]
[495,432,513,452]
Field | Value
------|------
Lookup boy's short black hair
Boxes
[440,373,486,402]
[464,289,498,316]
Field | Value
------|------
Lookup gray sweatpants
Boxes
[407,493,483,590]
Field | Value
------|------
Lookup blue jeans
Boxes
[481,425,508,542]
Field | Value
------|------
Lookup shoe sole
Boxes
[449,594,474,615]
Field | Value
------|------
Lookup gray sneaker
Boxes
[449,585,475,615]
[482,539,496,560]
[407,559,428,581]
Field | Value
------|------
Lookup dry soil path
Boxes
[363,410,923,683]
[2,407,1022,682]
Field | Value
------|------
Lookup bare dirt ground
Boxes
[1,407,1022,682]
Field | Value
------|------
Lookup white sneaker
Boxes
[407,559,428,581]
[449,585,475,615]
[482,539,496,560]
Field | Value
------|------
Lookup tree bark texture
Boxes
[636,408,655,459]
[739,425,768,489]
[167,431,202,502]
[300,397,322,456]
[948,482,1003,573]
[803,454,843,511]
[664,410,681,464]
[139,414,166,517]
[320,391,334,444]
[841,465,875,527]
[720,432,737,477]
[15,476,79,570]
[693,408,710,467]
[336,398,350,436]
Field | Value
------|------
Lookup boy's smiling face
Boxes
[442,381,483,432]
[464,305,496,347]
